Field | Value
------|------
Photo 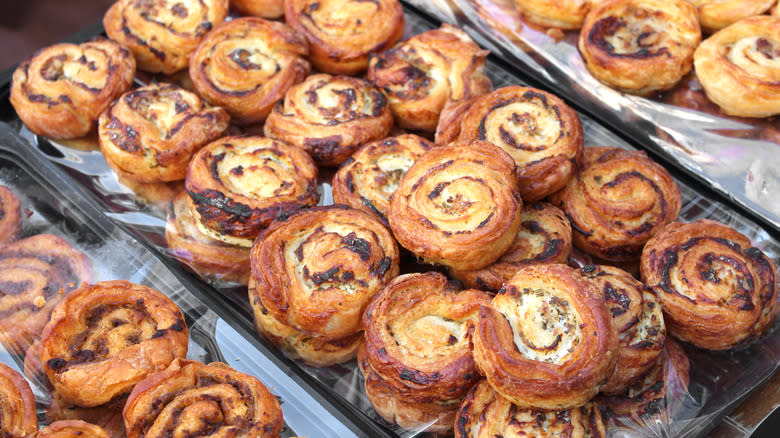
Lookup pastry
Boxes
[512,0,592,30]
[472,264,618,410]
[264,73,393,166]
[640,219,778,350]
[284,0,405,74]
[0,362,38,438]
[688,0,775,34]
[578,0,701,95]
[104,0,229,74]
[190,17,310,125]
[0,185,21,245]
[45,394,126,438]
[40,280,188,407]
[10,39,135,139]
[230,0,284,19]
[98,83,230,183]
[387,140,523,271]
[549,147,681,262]
[29,421,110,438]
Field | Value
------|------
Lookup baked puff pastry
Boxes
[186,136,319,245]
[388,140,523,271]
[694,16,780,117]
[549,147,681,262]
[230,0,284,19]
[0,362,38,438]
[332,134,435,223]
[367,24,492,132]
[512,0,592,30]
[98,83,230,183]
[104,0,229,74]
[457,86,584,201]
[264,74,393,166]
[124,358,282,438]
[454,380,607,438]
[0,185,21,245]
[473,264,618,410]
[640,219,779,350]
[689,0,775,34]
[29,421,110,438]
[284,0,405,75]
[40,280,188,407]
[190,17,310,125]
[358,272,491,433]
[578,0,701,95]
[10,39,135,139]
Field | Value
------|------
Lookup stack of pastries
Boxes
[6,0,780,436]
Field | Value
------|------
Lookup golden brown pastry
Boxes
[358,272,491,433]
[98,83,230,183]
[264,73,393,166]
[40,280,188,407]
[123,358,283,438]
[549,147,681,262]
[190,17,310,125]
[578,0,701,95]
[10,39,135,139]
[367,24,492,132]
[388,140,523,271]
[455,380,607,438]
[0,362,38,438]
[473,264,618,410]
[0,234,92,357]
[694,16,780,117]
[457,86,584,201]
[104,0,229,74]
[29,421,110,438]
[640,219,778,350]
[511,0,592,30]
[231,0,284,18]
[450,202,573,292]
[186,136,319,245]
[284,0,405,75]
[689,0,775,34]
[0,185,21,245]
[45,394,126,438]
[331,134,435,223]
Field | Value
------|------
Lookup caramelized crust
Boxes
[45,393,129,438]
[0,185,21,245]
[285,0,405,75]
[640,219,779,350]
[29,421,110,438]
[0,362,38,438]
[190,17,310,125]
[230,0,284,19]
[512,0,593,30]
[10,39,135,139]
[689,0,775,34]
[40,280,188,407]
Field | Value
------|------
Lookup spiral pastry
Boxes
[284,0,405,75]
[45,393,127,438]
[332,134,434,223]
[473,264,618,410]
[549,147,681,262]
[689,0,775,34]
[578,0,701,95]
[513,0,592,30]
[0,185,21,245]
[230,0,284,19]
[388,140,523,271]
[40,280,188,407]
[29,421,110,438]
[98,83,230,183]
[190,17,310,125]
[124,359,283,438]
[10,39,135,139]
[264,73,393,166]
[367,24,492,132]
[454,380,607,438]
[450,202,573,292]
[694,16,780,117]
[0,362,37,438]
[640,219,778,350]
[457,86,584,201]
[580,264,665,394]
[103,0,229,74]
[0,234,92,357]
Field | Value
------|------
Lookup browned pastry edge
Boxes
[230,0,285,19]
[0,361,38,437]
[29,420,111,438]
[0,185,21,245]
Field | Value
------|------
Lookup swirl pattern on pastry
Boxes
[0,362,38,438]
[549,147,681,262]
[388,140,523,271]
[689,0,775,34]
[190,17,310,125]
[513,0,592,30]
[0,185,21,245]
[693,16,780,117]
[29,421,110,438]
[450,202,573,292]
[578,0,701,95]
[367,24,492,132]
[473,264,618,410]
[10,39,135,139]
[0,234,92,357]
[284,0,405,75]
[40,280,188,407]
[123,358,283,438]
[332,134,434,223]
[640,219,778,350]
[103,0,229,74]
[230,0,284,19]
[457,86,584,201]
[98,83,230,183]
